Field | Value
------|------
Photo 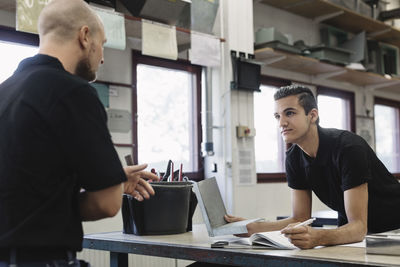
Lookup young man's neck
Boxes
[297,124,319,158]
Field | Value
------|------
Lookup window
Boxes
[374,98,400,173]
[255,76,290,183]
[132,52,203,180]
[317,87,355,132]
[0,26,39,83]
[0,41,38,83]
[254,84,285,173]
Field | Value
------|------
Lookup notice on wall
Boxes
[91,6,126,50]
[16,0,52,34]
[142,20,178,60]
[238,149,254,185]
[107,109,131,133]
[190,31,220,67]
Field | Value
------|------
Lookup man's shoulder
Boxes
[16,54,89,91]
[319,127,368,154]
[319,127,363,144]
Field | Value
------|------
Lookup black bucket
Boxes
[122,181,197,235]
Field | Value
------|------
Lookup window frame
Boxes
[0,25,39,46]
[316,86,356,133]
[374,97,400,179]
[256,75,291,183]
[131,50,204,181]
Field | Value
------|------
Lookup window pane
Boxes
[137,64,194,172]
[0,41,38,83]
[318,95,351,130]
[254,85,285,173]
[374,104,400,172]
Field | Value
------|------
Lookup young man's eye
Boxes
[274,114,280,120]
[286,111,295,116]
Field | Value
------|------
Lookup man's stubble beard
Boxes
[75,56,97,82]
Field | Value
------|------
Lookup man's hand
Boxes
[281,223,317,249]
[124,164,159,201]
[224,214,262,237]
[224,214,246,223]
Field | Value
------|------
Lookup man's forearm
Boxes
[79,184,124,221]
[250,217,299,233]
[313,220,367,246]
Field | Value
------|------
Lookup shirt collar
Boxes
[301,126,332,167]
[314,126,332,166]
[15,54,65,73]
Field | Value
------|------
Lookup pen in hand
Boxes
[293,218,316,228]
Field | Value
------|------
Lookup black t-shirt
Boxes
[286,126,400,233]
[0,54,127,251]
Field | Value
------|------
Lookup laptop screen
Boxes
[196,177,228,228]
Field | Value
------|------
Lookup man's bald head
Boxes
[38,0,103,43]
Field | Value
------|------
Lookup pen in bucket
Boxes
[179,163,183,181]
[169,162,174,182]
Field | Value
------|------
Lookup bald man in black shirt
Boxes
[0,0,157,265]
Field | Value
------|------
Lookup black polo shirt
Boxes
[286,126,400,233]
[0,54,127,251]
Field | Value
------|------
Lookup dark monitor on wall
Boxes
[231,58,261,92]
[84,0,116,8]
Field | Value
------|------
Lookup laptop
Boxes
[192,177,263,237]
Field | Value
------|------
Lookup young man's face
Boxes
[274,95,315,144]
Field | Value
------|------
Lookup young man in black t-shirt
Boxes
[225,85,400,249]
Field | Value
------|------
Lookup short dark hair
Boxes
[274,85,319,124]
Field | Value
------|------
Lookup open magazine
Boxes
[213,231,297,250]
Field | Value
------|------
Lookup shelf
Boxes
[255,47,342,75]
[260,0,400,47]
[255,47,400,92]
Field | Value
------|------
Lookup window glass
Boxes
[137,64,194,172]
[0,41,38,83]
[374,104,400,172]
[318,95,351,130]
[254,85,285,173]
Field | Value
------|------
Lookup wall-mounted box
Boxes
[85,0,116,8]
[380,43,399,75]
[306,45,353,65]
[255,27,288,45]
[120,0,190,26]
[320,25,348,47]
[365,40,399,75]
[236,126,256,138]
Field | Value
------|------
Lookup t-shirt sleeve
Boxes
[339,144,371,191]
[50,85,127,191]
[286,147,310,190]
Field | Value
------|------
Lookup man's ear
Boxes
[78,26,90,49]
[310,108,319,123]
